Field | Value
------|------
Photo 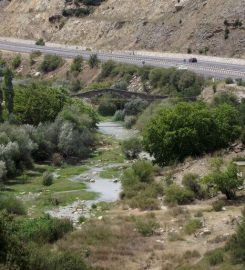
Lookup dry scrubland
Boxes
[0,0,244,57]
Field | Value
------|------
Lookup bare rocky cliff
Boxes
[0,0,244,57]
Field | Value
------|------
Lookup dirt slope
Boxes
[0,0,244,57]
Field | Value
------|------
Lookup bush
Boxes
[18,216,73,243]
[70,56,83,73]
[121,137,142,159]
[124,98,148,116]
[52,153,64,167]
[35,38,45,46]
[40,55,63,73]
[228,211,245,263]
[0,194,26,215]
[225,77,234,84]
[207,249,224,266]
[212,92,239,107]
[212,200,225,212]
[124,115,137,129]
[88,54,99,68]
[184,219,202,235]
[42,172,54,186]
[182,173,204,199]
[203,162,243,200]
[121,161,162,210]
[113,110,125,121]
[135,217,160,236]
[165,184,194,205]
[11,54,21,69]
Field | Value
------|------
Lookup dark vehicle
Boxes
[189,58,198,63]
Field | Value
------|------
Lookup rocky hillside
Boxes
[0,0,244,57]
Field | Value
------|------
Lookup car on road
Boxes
[178,65,188,70]
[189,58,198,63]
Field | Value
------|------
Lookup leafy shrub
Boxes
[78,215,87,223]
[182,173,204,199]
[165,184,194,205]
[0,194,26,215]
[70,56,83,73]
[124,98,148,116]
[18,216,73,243]
[113,110,125,121]
[124,115,137,129]
[62,8,90,17]
[203,162,243,200]
[212,200,225,212]
[42,172,54,186]
[0,124,36,177]
[184,219,202,235]
[52,153,64,167]
[207,249,224,266]
[121,137,142,159]
[129,195,160,210]
[135,217,160,236]
[121,160,162,210]
[212,92,239,107]
[11,54,21,69]
[113,80,128,90]
[40,55,63,73]
[225,77,234,84]
[88,54,99,68]
[35,38,45,46]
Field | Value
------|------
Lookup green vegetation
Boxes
[0,211,93,270]
[35,38,45,46]
[70,56,83,73]
[40,55,63,73]
[11,54,21,69]
[121,160,163,210]
[0,194,26,215]
[184,219,202,235]
[165,184,194,205]
[135,215,160,236]
[14,83,67,125]
[99,60,204,97]
[121,137,142,159]
[203,160,243,200]
[88,54,99,69]
[42,171,54,186]
[144,102,242,166]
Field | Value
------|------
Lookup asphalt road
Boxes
[0,39,244,80]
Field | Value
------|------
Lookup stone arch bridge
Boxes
[72,88,168,101]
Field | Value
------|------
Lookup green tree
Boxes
[14,83,67,125]
[2,68,14,116]
[144,102,242,166]
[203,162,243,200]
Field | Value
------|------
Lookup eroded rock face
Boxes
[0,0,244,57]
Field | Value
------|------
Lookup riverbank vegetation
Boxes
[1,51,245,269]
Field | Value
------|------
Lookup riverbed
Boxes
[46,121,136,223]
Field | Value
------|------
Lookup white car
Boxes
[178,65,188,70]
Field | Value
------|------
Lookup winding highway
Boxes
[0,38,244,80]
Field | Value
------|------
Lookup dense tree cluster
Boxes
[144,102,242,166]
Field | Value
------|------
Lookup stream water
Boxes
[46,122,136,224]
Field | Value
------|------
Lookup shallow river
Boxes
[46,122,136,223]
